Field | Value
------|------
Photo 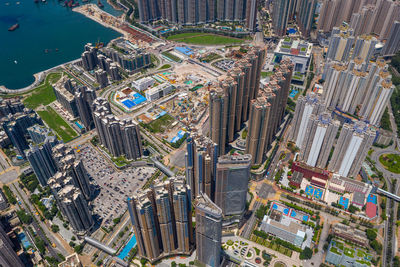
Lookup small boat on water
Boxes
[34,0,39,3]
[14,60,18,64]
[97,0,104,8]
[44,49,49,53]
[8,23,19,31]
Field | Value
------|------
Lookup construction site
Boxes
[73,4,155,45]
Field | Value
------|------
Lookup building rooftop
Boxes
[58,253,82,267]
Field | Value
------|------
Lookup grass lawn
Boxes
[144,114,175,133]
[23,72,62,109]
[261,71,274,78]
[166,32,246,45]
[379,154,400,173]
[159,64,171,70]
[37,106,78,142]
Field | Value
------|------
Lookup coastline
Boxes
[0,58,81,94]
[73,4,128,38]
[0,4,124,93]
[106,0,124,11]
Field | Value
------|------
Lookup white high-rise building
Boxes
[322,58,394,126]
[328,121,376,177]
[290,93,326,148]
[300,112,340,168]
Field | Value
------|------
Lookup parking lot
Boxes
[78,144,157,227]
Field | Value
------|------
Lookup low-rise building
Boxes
[260,202,312,247]
[274,38,312,74]
[58,253,82,267]
[145,83,173,101]
[132,77,155,91]
[331,223,369,247]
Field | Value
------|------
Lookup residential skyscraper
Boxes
[93,98,143,160]
[81,43,98,71]
[349,0,400,40]
[326,28,355,62]
[95,69,109,88]
[351,35,378,63]
[195,193,222,267]
[0,222,24,267]
[245,58,293,164]
[271,0,291,36]
[1,109,42,157]
[328,121,376,177]
[75,86,97,131]
[26,135,59,186]
[0,97,24,117]
[246,97,272,165]
[138,0,258,31]
[209,47,265,156]
[127,176,193,263]
[57,185,94,233]
[52,143,92,200]
[185,133,218,200]
[322,58,394,125]
[53,76,79,118]
[382,21,400,56]
[290,93,326,148]
[299,112,340,168]
[215,154,251,216]
[48,172,94,233]
[296,0,317,37]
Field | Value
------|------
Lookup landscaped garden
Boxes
[37,106,78,142]
[23,72,62,109]
[166,32,246,45]
[379,153,400,174]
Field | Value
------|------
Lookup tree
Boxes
[51,224,59,233]
[171,261,177,267]
[366,229,377,241]
[74,244,84,254]
[369,240,382,254]
[299,247,313,260]
[255,205,266,220]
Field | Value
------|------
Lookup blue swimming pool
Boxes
[74,121,84,130]
[289,90,298,98]
[18,232,32,250]
[117,234,137,260]
[288,28,297,34]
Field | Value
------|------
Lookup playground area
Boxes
[305,185,324,200]
[114,88,147,111]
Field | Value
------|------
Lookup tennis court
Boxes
[122,99,135,109]
[122,93,147,109]
[305,185,323,199]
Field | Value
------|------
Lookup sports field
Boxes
[166,32,246,45]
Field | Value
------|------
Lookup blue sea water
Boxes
[0,0,122,89]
